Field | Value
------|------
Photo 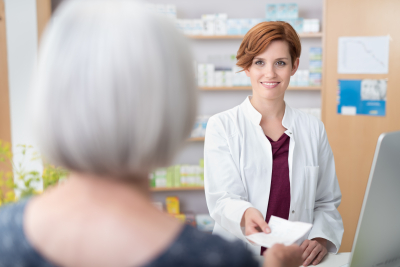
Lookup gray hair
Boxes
[31,0,197,178]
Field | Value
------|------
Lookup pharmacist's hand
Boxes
[263,244,303,267]
[241,207,270,236]
[300,238,328,266]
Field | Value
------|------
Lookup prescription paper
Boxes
[245,216,312,248]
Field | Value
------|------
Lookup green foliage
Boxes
[0,140,68,206]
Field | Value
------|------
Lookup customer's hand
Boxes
[241,207,270,236]
[300,238,328,266]
[263,244,303,267]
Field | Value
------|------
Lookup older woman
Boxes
[0,1,302,267]
[204,21,344,266]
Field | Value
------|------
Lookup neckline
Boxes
[266,132,288,143]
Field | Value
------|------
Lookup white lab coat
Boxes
[204,96,344,255]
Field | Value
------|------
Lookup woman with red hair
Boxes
[205,21,344,266]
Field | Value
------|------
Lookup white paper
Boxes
[245,216,312,248]
[338,36,390,74]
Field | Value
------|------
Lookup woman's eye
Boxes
[276,61,286,66]
[255,60,264,66]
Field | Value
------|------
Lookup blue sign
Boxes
[337,79,386,117]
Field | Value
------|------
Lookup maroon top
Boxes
[261,133,291,255]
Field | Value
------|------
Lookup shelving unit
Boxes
[149,0,324,218]
[151,186,204,192]
[199,86,321,91]
[188,32,323,39]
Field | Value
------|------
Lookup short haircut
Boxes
[30,1,197,178]
[236,21,301,70]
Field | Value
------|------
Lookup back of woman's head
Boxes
[31,0,197,178]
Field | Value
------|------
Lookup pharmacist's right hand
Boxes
[241,207,270,236]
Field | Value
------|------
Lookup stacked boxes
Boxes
[232,65,251,86]
[197,64,215,87]
[290,70,309,86]
[177,14,263,36]
[166,196,180,214]
[191,116,210,138]
[150,160,204,188]
[215,13,228,35]
[309,47,322,86]
[215,69,233,87]
[303,19,320,33]
[202,14,216,35]
[198,64,249,87]
[289,48,322,87]
[265,3,320,34]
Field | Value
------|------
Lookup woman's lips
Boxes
[260,82,280,89]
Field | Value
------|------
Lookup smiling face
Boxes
[245,40,299,102]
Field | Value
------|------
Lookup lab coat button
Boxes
[292,210,295,213]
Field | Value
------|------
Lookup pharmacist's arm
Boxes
[204,116,254,242]
[308,122,344,253]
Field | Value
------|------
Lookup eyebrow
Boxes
[253,57,289,61]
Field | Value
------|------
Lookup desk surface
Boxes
[317,253,350,267]
[254,252,351,267]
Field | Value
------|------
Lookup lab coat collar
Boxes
[241,96,295,134]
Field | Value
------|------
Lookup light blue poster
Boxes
[337,79,387,116]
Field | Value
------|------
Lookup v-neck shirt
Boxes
[261,132,291,255]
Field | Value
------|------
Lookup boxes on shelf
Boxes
[309,60,322,73]
[197,64,215,87]
[154,168,167,188]
[191,116,210,138]
[201,14,216,35]
[286,18,304,33]
[227,19,241,35]
[214,69,233,87]
[303,19,320,33]
[309,47,322,60]
[290,69,309,87]
[265,3,320,34]
[166,196,180,214]
[266,3,298,21]
[150,159,204,188]
[232,65,251,86]
[308,47,322,86]
[195,214,215,232]
[170,212,198,228]
[215,13,228,35]
[309,73,322,86]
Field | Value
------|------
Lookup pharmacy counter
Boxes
[254,252,351,267]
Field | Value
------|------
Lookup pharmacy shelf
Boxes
[188,32,323,39]
[199,86,321,91]
[151,186,204,192]
[187,137,205,142]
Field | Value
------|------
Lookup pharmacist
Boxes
[204,21,343,266]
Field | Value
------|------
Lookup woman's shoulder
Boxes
[290,107,324,131]
[209,104,242,124]
[0,198,57,266]
[145,225,258,267]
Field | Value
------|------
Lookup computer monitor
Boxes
[349,131,400,267]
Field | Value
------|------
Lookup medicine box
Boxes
[166,196,180,214]
[266,4,277,21]
[309,60,322,73]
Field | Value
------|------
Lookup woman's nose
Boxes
[263,64,277,79]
